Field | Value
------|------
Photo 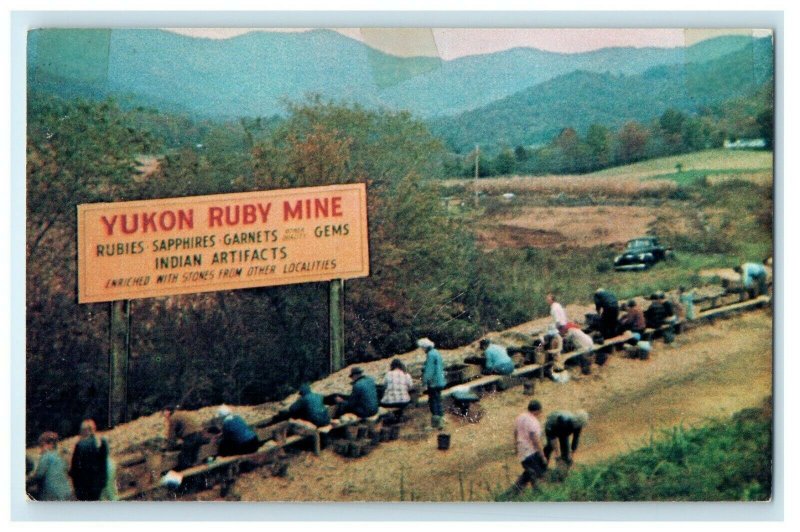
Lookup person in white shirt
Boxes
[546,293,568,330]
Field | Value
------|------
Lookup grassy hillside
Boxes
[502,402,772,501]
[592,148,772,175]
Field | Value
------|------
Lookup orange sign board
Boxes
[77,183,369,303]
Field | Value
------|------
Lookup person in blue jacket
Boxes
[734,261,769,298]
[479,338,515,375]
[420,337,446,429]
[216,405,260,456]
[28,431,73,501]
[337,367,379,419]
[288,383,331,427]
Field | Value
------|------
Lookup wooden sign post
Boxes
[329,279,345,373]
[108,299,131,428]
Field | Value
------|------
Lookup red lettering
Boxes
[257,203,271,223]
[331,196,342,217]
[178,209,193,229]
[120,214,138,235]
[142,212,158,233]
[284,200,303,221]
[225,206,240,226]
[100,215,117,236]
[314,198,329,218]
[159,211,176,230]
[243,204,256,224]
[209,207,223,227]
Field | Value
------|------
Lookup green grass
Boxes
[501,403,772,502]
[648,167,773,185]
[590,149,773,178]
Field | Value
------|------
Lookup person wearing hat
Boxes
[479,338,515,376]
[593,289,620,339]
[288,383,331,427]
[216,405,260,457]
[543,409,589,466]
[336,367,379,419]
[420,338,446,429]
[513,400,547,492]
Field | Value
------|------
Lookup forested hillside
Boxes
[433,37,774,153]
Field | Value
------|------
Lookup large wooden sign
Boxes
[77,183,369,303]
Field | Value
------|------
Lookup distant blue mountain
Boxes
[431,37,774,152]
[27,29,762,119]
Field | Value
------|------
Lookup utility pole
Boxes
[474,144,480,208]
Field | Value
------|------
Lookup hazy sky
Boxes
[165,27,772,59]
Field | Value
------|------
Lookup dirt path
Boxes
[231,309,773,502]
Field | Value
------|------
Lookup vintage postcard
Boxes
[24,27,774,503]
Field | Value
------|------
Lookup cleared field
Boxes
[442,150,773,195]
[591,149,773,179]
[478,205,692,250]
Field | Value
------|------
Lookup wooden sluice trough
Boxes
[114,288,770,500]
[118,420,317,500]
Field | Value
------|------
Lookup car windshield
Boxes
[626,239,654,250]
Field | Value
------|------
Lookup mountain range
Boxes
[432,37,774,151]
[28,29,767,117]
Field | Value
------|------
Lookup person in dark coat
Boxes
[215,405,260,456]
[336,367,379,419]
[69,419,108,501]
[288,383,331,427]
[593,289,620,339]
[644,293,668,329]
[543,410,589,466]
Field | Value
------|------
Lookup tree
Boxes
[585,124,611,170]
[756,109,774,149]
[658,108,687,153]
[616,121,650,164]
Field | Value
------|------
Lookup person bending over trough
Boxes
[216,405,260,457]
[480,338,515,376]
[543,409,589,466]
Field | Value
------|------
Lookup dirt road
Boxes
[232,309,773,502]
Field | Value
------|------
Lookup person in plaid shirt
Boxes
[381,358,415,418]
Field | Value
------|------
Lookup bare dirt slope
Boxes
[231,309,772,502]
[478,205,692,250]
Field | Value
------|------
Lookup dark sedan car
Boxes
[614,237,673,271]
